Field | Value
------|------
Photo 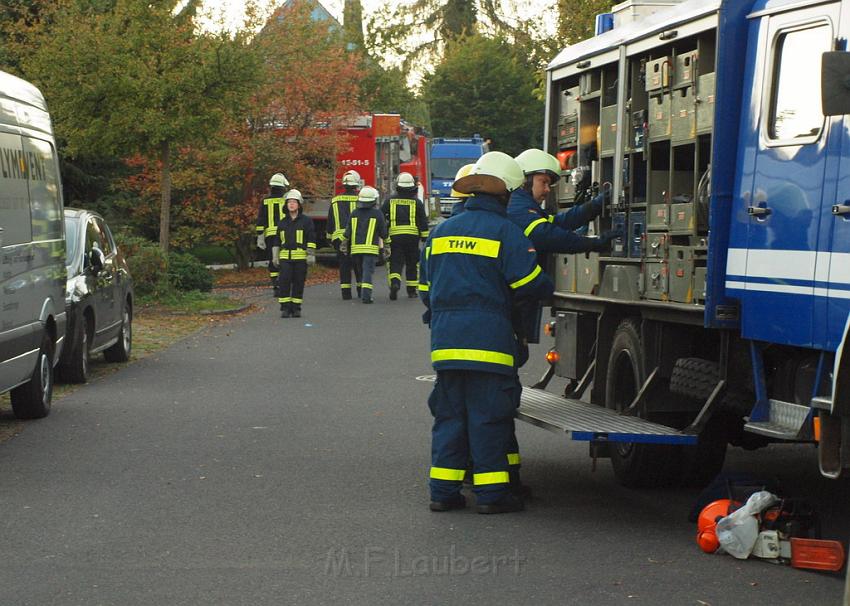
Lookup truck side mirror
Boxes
[821,51,850,116]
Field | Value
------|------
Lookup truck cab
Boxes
[429,135,489,216]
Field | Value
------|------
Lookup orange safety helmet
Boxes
[696,499,733,554]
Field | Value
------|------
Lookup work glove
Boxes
[257,234,266,250]
[271,246,280,267]
[590,187,611,216]
[384,243,391,258]
[339,239,349,255]
[307,250,316,266]
[588,229,623,253]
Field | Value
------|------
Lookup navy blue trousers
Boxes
[428,369,519,505]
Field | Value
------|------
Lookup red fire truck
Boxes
[303,113,430,248]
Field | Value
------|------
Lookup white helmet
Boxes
[357,185,380,207]
[514,148,561,184]
[284,189,303,204]
[269,173,289,188]
[396,172,416,189]
[341,170,361,187]
[452,151,525,196]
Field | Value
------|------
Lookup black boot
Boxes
[476,493,525,514]
[280,304,291,318]
[292,305,301,318]
[407,286,417,298]
[389,284,399,300]
[341,288,352,300]
[509,469,532,499]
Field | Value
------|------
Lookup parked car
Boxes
[58,209,133,383]
[0,70,66,419]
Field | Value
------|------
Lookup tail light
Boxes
[545,349,560,365]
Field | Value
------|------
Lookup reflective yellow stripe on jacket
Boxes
[351,217,380,254]
[388,198,420,236]
[330,195,358,241]
[264,198,284,236]
[523,216,552,238]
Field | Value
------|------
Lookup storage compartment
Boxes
[558,112,579,148]
[611,212,628,257]
[673,50,699,89]
[643,260,669,300]
[693,266,707,303]
[668,245,695,303]
[600,104,619,156]
[670,201,700,234]
[576,252,600,294]
[647,203,669,230]
[645,56,671,92]
[628,210,646,258]
[580,70,601,96]
[648,93,671,140]
[553,311,595,379]
[646,231,669,259]
[696,72,715,133]
[671,86,696,143]
[554,253,577,292]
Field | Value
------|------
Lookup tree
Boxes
[422,34,542,155]
[557,0,617,45]
[24,0,257,252]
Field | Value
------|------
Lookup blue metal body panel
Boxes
[704,0,759,330]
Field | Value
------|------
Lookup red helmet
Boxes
[696,499,733,554]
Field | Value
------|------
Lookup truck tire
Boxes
[104,300,132,363]
[60,315,90,384]
[10,334,54,419]
[669,357,720,400]
[607,319,683,487]
[669,357,731,486]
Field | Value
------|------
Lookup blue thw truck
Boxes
[519,0,850,486]
[429,135,489,216]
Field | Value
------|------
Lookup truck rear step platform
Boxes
[518,387,697,445]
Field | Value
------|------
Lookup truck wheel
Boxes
[104,301,132,363]
[60,315,90,384]
[10,334,54,419]
[607,319,682,487]
[669,357,720,400]
[669,358,731,486]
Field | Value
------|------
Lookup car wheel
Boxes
[61,315,90,383]
[104,300,131,363]
[11,334,54,419]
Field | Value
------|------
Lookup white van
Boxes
[0,70,66,418]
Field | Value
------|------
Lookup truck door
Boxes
[735,5,838,347]
[822,5,850,350]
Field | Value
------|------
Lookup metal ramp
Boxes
[518,387,697,445]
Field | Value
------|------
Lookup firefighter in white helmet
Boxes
[256,172,290,295]
[381,172,430,300]
[273,189,316,318]
[341,185,387,304]
[327,170,363,299]
[419,151,553,514]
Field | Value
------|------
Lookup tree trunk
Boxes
[234,234,253,271]
[159,141,172,253]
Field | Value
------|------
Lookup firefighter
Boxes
[419,152,554,514]
[273,189,316,318]
[256,173,289,295]
[508,148,618,255]
[327,170,363,299]
[341,186,387,304]
[448,163,474,217]
[381,172,429,300]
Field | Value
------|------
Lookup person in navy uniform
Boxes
[418,152,554,514]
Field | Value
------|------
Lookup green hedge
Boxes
[114,234,214,296]
[168,252,213,292]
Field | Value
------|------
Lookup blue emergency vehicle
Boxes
[429,135,489,216]
[520,0,850,486]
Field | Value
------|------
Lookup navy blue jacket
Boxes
[419,195,554,376]
[507,188,601,253]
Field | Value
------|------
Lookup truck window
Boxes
[767,23,831,142]
[0,132,31,246]
[23,136,62,241]
[432,157,479,180]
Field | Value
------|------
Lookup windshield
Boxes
[64,216,80,268]
[431,157,479,180]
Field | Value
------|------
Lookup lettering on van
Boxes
[0,147,47,182]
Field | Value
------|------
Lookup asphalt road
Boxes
[0,274,847,605]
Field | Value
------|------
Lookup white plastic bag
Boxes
[715,491,778,559]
